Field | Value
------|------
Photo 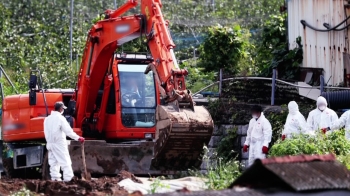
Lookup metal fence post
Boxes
[271,69,276,105]
[70,0,74,66]
[0,70,3,101]
[219,68,222,97]
[320,75,324,95]
[76,53,79,71]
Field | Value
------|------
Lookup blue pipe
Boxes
[321,91,350,109]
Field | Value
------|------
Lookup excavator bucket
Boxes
[69,140,158,175]
[151,104,214,170]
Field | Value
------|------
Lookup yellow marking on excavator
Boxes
[145,6,150,20]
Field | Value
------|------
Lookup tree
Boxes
[254,14,287,75]
[0,0,286,99]
[198,25,249,75]
[179,59,216,93]
[255,14,303,79]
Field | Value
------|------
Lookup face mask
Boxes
[252,115,258,119]
[289,110,297,115]
[318,105,326,111]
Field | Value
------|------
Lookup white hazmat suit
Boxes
[282,101,309,139]
[330,110,350,140]
[244,113,272,166]
[307,96,338,132]
[44,111,80,181]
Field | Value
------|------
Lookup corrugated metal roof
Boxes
[261,154,336,164]
[231,154,350,192]
[288,0,348,86]
[264,161,350,191]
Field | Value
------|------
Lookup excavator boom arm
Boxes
[140,0,192,107]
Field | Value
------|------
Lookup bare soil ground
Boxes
[0,170,140,196]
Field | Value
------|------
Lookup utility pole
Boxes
[193,48,197,65]
[0,70,4,101]
[70,0,74,66]
[76,53,79,71]
[219,68,222,97]
[114,0,117,8]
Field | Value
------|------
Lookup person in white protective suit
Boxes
[307,96,338,134]
[44,101,85,181]
[327,110,350,140]
[243,105,272,166]
[282,101,310,140]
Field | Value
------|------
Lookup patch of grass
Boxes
[10,188,35,196]
[190,146,241,190]
[148,176,170,194]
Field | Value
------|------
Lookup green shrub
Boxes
[216,127,238,162]
[190,146,241,190]
[337,154,350,170]
[264,105,288,146]
[269,129,350,158]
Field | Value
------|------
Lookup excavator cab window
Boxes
[118,64,156,128]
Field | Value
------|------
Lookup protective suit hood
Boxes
[307,97,338,131]
[283,101,310,137]
[288,101,299,115]
[316,96,327,107]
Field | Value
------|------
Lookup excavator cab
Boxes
[118,63,156,128]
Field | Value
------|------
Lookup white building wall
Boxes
[288,0,349,85]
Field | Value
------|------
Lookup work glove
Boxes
[78,137,85,143]
[282,134,286,141]
[262,146,269,154]
[321,127,330,134]
[243,145,249,152]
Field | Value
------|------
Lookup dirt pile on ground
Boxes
[116,170,142,183]
[0,170,141,196]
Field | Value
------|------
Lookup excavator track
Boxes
[151,104,214,170]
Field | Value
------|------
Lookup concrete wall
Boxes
[200,124,249,171]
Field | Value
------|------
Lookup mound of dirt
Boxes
[117,170,142,184]
[0,170,140,196]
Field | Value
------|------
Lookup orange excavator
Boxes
[1,0,213,176]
